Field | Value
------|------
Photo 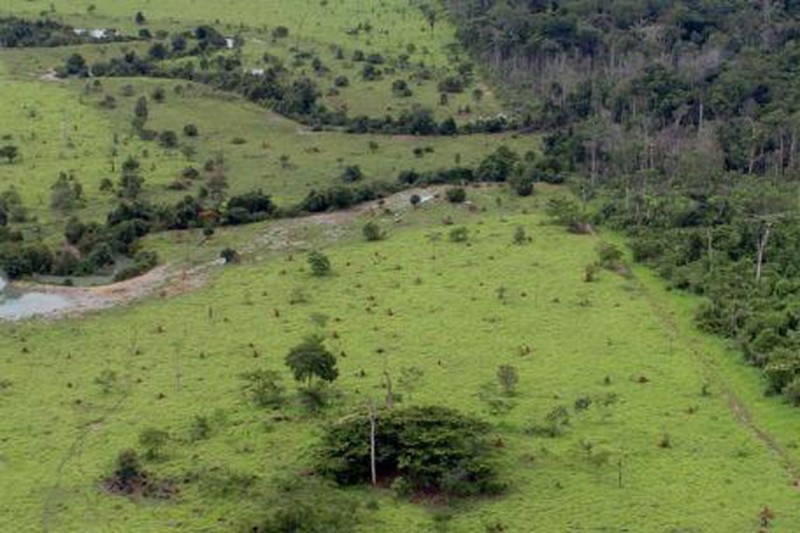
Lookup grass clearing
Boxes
[2,188,800,531]
[1,2,800,531]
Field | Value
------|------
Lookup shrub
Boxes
[446,187,467,203]
[362,221,384,242]
[240,370,285,408]
[497,365,519,396]
[438,76,465,93]
[158,130,178,148]
[391,79,412,97]
[272,26,289,39]
[318,405,504,497]
[220,247,239,264]
[513,226,527,245]
[509,169,534,196]
[113,251,157,281]
[151,86,166,103]
[250,477,358,532]
[476,146,519,182]
[228,190,275,217]
[449,226,469,243]
[362,63,381,81]
[308,251,331,276]
[183,124,198,137]
[596,242,623,269]
[138,428,169,460]
[189,415,212,442]
[583,263,598,282]
[341,165,364,183]
[104,449,174,499]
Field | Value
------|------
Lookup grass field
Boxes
[2,2,800,532]
[2,187,800,532]
[0,0,501,120]
[0,73,532,240]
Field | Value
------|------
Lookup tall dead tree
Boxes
[368,400,377,487]
[756,220,773,284]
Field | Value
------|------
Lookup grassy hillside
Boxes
[0,0,501,120]
[1,2,800,532]
[0,74,530,236]
[2,188,800,531]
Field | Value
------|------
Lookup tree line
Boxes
[444,1,800,405]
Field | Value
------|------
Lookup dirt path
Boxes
[635,273,800,483]
[7,186,448,320]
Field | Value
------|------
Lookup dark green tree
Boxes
[284,335,338,386]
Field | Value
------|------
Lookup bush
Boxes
[438,76,465,93]
[113,250,157,281]
[596,242,623,269]
[318,406,504,497]
[446,187,467,203]
[138,428,169,460]
[449,226,469,243]
[183,123,198,137]
[477,146,519,182]
[391,79,413,97]
[308,250,331,276]
[513,226,527,245]
[509,169,534,196]
[240,369,285,408]
[158,130,178,148]
[220,247,239,264]
[497,365,519,395]
[340,165,364,183]
[251,477,358,532]
[362,221,384,242]
[272,26,289,39]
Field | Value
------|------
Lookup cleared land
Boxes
[1,2,799,532]
[1,189,800,531]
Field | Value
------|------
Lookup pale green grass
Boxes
[1,189,799,532]
[0,0,501,119]
[0,72,535,240]
[0,78,155,240]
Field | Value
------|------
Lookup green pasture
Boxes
[2,189,799,531]
[0,0,502,119]
[0,72,534,241]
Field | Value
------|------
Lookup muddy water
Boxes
[0,276,73,320]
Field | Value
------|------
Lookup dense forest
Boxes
[444,0,800,403]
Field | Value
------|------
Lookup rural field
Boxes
[1,1,800,532]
